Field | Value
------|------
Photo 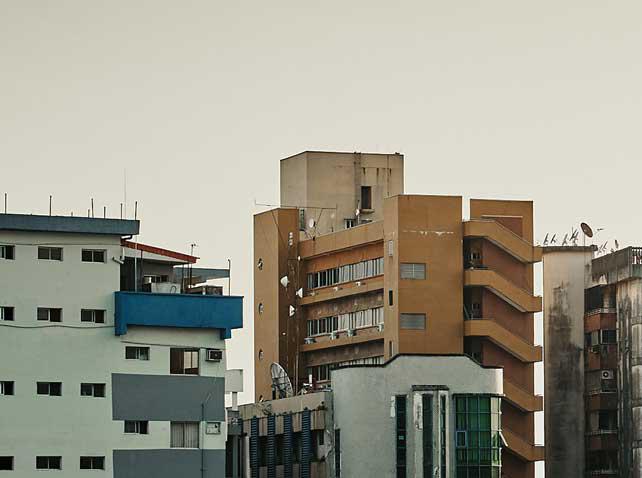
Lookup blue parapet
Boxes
[114,291,243,339]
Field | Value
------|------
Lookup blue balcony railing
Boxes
[115,291,243,339]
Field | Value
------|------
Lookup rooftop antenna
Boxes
[103,206,106,219]
[134,201,138,220]
[550,234,557,245]
[120,203,123,220]
[570,228,579,244]
[562,233,569,246]
[543,233,549,246]
[581,222,594,248]
[270,362,294,399]
[91,198,94,218]
[615,239,619,250]
[49,195,52,216]
[3,193,6,214]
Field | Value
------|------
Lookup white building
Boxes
[0,214,243,477]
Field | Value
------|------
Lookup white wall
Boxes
[0,231,227,477]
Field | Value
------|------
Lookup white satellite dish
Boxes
[296,288,303,298]
[308,218,316,229]
[280,276,289,288]
[270,362,294,399]
[289,305,295,317]
[355,208,361,217]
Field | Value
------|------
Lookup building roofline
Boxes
[333,353,503,371]
[543,245,597,253]
[121,240,198,263]
[0,213,139,236]
[280,150,404,161]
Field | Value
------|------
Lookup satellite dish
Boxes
[355,208,361,217]
[270,362,294,399]
[280,276,289,288]
[289,305,295,317]
[581,222,594,238]
[308,218,316,229]
[296,288,303,298]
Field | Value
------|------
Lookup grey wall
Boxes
[112,373,224,421]
[542,249,589,477]
[113,449,224,478]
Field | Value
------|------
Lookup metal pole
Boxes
[3,193,6,214]
[49,195,52,216]
[91,198,94,218]
[228,259,231,295]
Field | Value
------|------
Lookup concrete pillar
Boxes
[543,246,593,477]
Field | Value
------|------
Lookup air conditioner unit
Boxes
[601,370,615,380]
[347,329,356,337]
[206,349,223,362]
[304,337,316,345]
[330,331,338,340]
[377,323,384,332]
[591,345,600,354]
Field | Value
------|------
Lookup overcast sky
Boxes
[3,2,641,474]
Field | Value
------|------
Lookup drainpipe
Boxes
[201,389,215,478]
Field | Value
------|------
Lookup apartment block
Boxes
[253,151,544,478]
[0,214,243,477]
[231,355,503,478]
[544,245,642,477]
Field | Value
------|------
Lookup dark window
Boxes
[0,306,14,321]
[334,429,341,478]
[395,395,407,478]
[170,348,199,375]
[602,330,617,344]
[361,186,372,210]
[0,457,13,470]
[36,456,61,470]
[389,290,394,306]
[37,307,62,322]
[38,247,63,261]
[80,456,105,470]
[82,249,106,263]
[37,382,62,396]
[0,245,14,260]
[299,209,306,231]
[81,383,105,398]
[0,381,14,396]
[124,420,148,434]
[125,346,149,360]
[81,309,105,323]
[422,395,433,477]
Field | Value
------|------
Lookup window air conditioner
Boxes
[347,329,356,337]
[304,337,316,345]
[330,331,338,340]
[378,323,384,332]
[206,349,223,362]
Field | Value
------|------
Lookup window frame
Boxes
[81,249,106,263]
[79,456,105,470]
[400,313,426,330]
[0,456,13,471]
[0,306,14,321]
[0,381,14,396]
[81,309,105,324]
[125,346,150,361]
[80,383,106,398]
[36,456,62,470]
[37,246,63,261]
[37,381,62,396]
[37,307,62,323]
[170,348,200,375]
[360,186,372,210]
[0,245,15,260]
[400,263,426,280]
[170,421,200,448]
[124,420,149,435]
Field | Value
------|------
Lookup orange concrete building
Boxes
[253,151,544,477]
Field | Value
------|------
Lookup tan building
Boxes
[253,151,544,478]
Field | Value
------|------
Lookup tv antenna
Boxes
[270,362,294,399]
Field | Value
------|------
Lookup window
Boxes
[334,429,341,477]
[361,186,372,210]
[124,420,148,434]
[601,330,617,344]
[81,383,105,398]
[389,290,394,306]
[171,422,199,448]
[81,309,105,324]
[440,395,447,477]
[36,456,61,470]
[455,395,502,478]
[345,218,356,229]
[0,381,14,396]
[306,257,384,290]
[170,348,199,375]
[400,263,426,280]
[0,457,13,470]
[395,395,407,478]
[0,245,14,260]
[38,247,62,261]
[0,306,14,321]
[82,249,106,263]
[125,346,149,361]
[80,456,105,470]
[400,313,426,330]
[37,382,62,396]
[299,209,306,231]
[422,395,433,477]
[143,274,169,284]
[37,308,62,322]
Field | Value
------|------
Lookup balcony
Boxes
[114,291,243,339]
[464,219,542,263]
[592,246,642,284]
[503,428,545,462]
[301,327,384,352]
[299,278,384,306]
[503,379,543,412]
[464,319,542,363]
[464,269,542,313]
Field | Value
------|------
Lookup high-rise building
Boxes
[544,245,642,477]
[0,213,243,477]
[253,151,544,477]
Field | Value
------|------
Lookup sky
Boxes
[3,2,642,475]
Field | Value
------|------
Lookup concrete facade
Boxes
[542,246,593,477]
[0,216,242,477]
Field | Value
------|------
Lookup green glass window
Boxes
[455,395,501,478]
